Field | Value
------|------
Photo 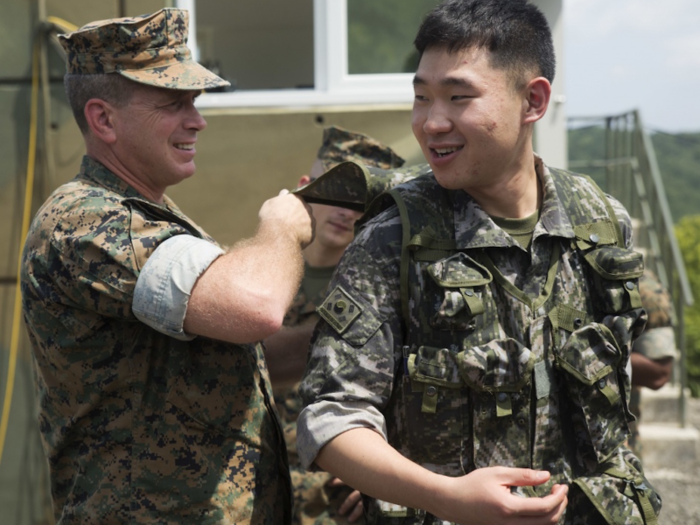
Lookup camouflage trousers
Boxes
[290,464,364,525]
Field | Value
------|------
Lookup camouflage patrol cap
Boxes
[58,8,229,91]
[317,126,406,171]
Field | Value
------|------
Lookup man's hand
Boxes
[315,428,567,525]
[258,190,315,248]
[434,467,568,525]
[327,477,363,522]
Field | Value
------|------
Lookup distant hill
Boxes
[568,127,700,223]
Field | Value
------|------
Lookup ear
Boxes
[298,174,312,188]
[84,98,118,144]
[522,77,551,125]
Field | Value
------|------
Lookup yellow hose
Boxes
[46,16,78,32]
[0,39,41,466]
[0,15,78,467]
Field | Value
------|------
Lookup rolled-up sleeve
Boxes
[132,234,224,340]
[297,211,404,470]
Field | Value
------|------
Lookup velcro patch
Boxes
[318,285,363,334]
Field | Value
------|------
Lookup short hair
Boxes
[64,73,137,134]
[414,0,555,88]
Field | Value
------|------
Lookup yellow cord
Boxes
[0,39,41,466]
[46,16,78,32]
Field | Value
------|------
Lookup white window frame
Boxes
[176,0,414,108]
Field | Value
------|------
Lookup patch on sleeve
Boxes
[318,285,363,334]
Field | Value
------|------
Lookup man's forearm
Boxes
[314,428,568,525]
[185,228,305,343]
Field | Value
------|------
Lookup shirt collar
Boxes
[450,155,575,249]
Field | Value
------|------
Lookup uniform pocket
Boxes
[557,324,629,463]
[457,339,535,468]
[571,450,661,525]
[426,253,492,331]
[401,346,468,472]
[584,246,644,314]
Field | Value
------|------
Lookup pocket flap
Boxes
[427,252,492,288]
[456,338,534,392]
[584,246,644,280]
[408,346,462,388]
[557,324,621,385]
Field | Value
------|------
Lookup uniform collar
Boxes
[77,155,182,212]
[450,155,576,250]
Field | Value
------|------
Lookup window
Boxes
[176,0,436,108]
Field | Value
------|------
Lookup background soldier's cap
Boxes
[317,126,406,171]
[58,8,229,91]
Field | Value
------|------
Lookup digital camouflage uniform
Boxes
[296,158,662,525]
[21,10,291,524]
[628,270,677,455]
[22,157,290,524]
[277,127,405,525]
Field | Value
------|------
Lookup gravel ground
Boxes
[643,395,700,524]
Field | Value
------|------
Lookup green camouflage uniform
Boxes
[277,127,405,525]
[21,157,290,524]
[628,270,677,455]
[297,158,661,524]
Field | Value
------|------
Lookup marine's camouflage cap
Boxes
[58,8,229,91]
[317,126,406,171]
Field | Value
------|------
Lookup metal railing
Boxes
[569,109,695,426]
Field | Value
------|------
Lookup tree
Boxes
[675,215,700,396]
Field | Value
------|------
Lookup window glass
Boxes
[347,0,440,75]
[195,0,314,91]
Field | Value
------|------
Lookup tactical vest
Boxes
[362,168,660,525]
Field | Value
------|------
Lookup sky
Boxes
[564,0,700,133]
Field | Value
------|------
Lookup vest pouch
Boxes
[401,346,468,473]
[426,253,492,331]
[584,246,644,314]
[569,449,661,525]
[456,339,535,468]
[364,497,458,525]
[556,323,629,464]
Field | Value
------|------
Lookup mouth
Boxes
[174,143,195,151]
[431,146,463,158]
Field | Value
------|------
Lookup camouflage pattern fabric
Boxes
[58,8,229,90]
[299,159,661,524]
[317,126,406,172]
[293,162,431,212]
[21,156,290,524]
[276,259,361,525]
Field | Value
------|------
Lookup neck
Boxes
[86,142,165,204]
[466,143,541,218]
[303,241,344,268]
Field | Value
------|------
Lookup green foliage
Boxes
[568,127,700,223]
[675,215,700,397]
[347,0,439,74]
[650,132,700,222]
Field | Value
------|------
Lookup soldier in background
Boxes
[628,269,677,455]
[21,9,313,524]
[264,126,405,525]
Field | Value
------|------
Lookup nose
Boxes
[422,102,452,136]
[185,100,207,132]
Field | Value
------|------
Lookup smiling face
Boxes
[411,46,532,195]
[110,84,207,195]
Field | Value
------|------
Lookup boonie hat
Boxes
[317,126,406,171]
[58,8,229,91]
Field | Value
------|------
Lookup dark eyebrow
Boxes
[412,75,474,88]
